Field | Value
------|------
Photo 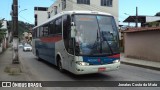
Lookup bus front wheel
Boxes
[57,56,64,72]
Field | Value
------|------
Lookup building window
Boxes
[77,0,90,5]
[101,0,113,7]
[62,0,66,10]
[35,14,37,26]
[35,21,37,26]
[54,6,57,15]
[47,12,50,19]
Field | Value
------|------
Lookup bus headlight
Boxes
[76,61,90,66]
[113,60,120,63]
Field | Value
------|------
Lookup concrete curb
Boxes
[121,61,160,71]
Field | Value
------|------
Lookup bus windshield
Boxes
[74,14,119,56]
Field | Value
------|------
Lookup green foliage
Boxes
[7,21,34,39]
[0,22,3,27]
[155,12,160,16]
[148,21,160,27]
[0,21,6,42]
[0,20,34,42]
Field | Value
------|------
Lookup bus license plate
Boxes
[98,67,106,72]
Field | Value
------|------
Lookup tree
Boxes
[155,12,160,16]
[0,20,6,43]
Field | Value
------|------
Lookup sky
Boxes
[119,0,160,25]
[0,0,160,25]
[0,0,55,24]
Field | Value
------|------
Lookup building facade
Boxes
[34,0,118,26]
[34,7,48,26]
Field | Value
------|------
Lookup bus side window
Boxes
[37,28,40,38]
[55,17,62,35]
[63,15,72,53]
[33,29,37,39]
[55,19,59,34]
[49,21,55,35]
[39,27,43,37]
[63,15,68,39]
[58,17,62,34]
[42,24,49,36]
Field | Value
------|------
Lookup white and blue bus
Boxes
[32,11,120,75]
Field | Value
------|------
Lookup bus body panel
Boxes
[34,35,62,64]
[73,61,120,75]
[67,56,120,74]
[55,40,68,70]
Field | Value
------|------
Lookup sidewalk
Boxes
[120,53,160,71]
[0,48,27,81]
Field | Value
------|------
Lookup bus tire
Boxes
[57,55,64,72]
[36,50,42,61]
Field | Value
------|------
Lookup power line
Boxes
[19,15,33,24]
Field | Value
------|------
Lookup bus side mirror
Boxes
[71,22,75,26]
[71,26,76,38]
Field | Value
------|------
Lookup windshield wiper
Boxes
[101,32,113,55]
[92,29,100,49]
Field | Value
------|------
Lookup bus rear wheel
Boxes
[36,50,42,61]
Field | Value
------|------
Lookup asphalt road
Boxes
[18,49,160,90]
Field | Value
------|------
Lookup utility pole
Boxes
[12,0,19,64]
[135,7,138,28]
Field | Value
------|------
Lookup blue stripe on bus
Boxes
[83,56,119,65]
[35,40,56,64]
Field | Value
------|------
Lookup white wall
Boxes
[146,16,160,22]
[48,0,118,24]
[35,11,48,26]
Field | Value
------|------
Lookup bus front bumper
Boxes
[73,62,120,75]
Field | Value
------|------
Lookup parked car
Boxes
[18,43,23,48]
[23,44,32,51]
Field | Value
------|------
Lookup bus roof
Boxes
[33,11,112,29]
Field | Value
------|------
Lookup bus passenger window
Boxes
[37,28,40,37]
[58,18,62,34]
[42,25,49,36]
[49,21,55,35]
[33,29,37,38]
[39,27,43,37]
[55,17,62,34]
[55,19,59,34]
